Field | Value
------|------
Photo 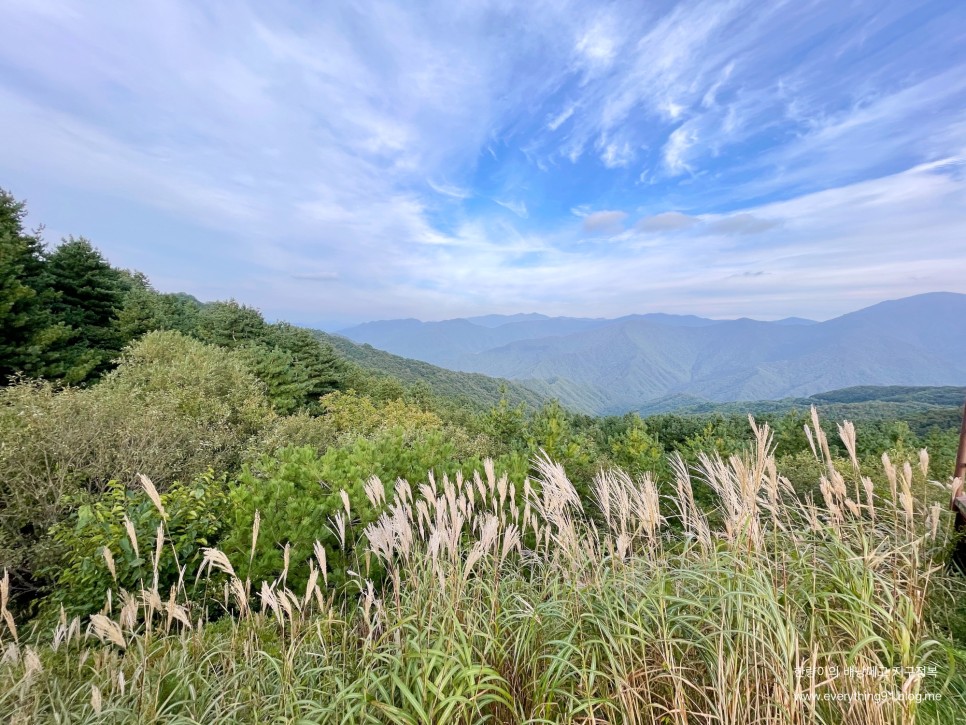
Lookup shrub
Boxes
[222,445,364,594]
[224,432,527,593]
[250,411,338,457]
[0,331,273,609]
[0,331,272,492]
[41,472,230,620]
[319,389,444,438]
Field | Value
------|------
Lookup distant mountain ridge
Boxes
[338,292,966,414]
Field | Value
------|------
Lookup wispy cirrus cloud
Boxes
[0,0,964,325]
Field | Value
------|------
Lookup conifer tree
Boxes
[239,343,314,415]
[0,189,53,382]
[196,299,267,348]
[608,413,664,475]
[45,236,126,383]
[265,322,344,410]
[114,272,201,343]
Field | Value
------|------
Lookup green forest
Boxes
[2,187,966,722]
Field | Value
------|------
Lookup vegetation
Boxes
[2,188,966,722]
[2,419,965,722]
[635,386,966,422]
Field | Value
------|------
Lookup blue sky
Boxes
[1,0,965,328]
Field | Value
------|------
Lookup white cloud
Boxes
[427,180,472,199]
[663,126,698,175]
[701,60,735,108]
[705,213,780,235]
[574,16,621,72]
[291,271,339,281]
[582,210,628,235]
[400,161,966,321]
[547,105,575,132]
[636,211,698,232]
[599,138,635,168]
[494,199,529,218]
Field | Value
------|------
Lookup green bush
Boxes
[222,445,364,594]
[0,331,273,610]
[0,331,273,491]
[319,389,444,438]
[250,411,338,457]
[224,433,528,594]
[41,472,230,620]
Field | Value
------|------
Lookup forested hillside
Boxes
[635,384,966,424]
[317,331,545,410]
[2,188,966,721]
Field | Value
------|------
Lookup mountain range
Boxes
[337,292,966,414]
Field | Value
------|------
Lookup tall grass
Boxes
[1,413,964,723]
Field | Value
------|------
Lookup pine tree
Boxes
[265,322,345,411]
[608,413,664,475]
[45,236,126,383]
[196,300,267,348]
[114,272,201,343]
[239,343,314,415]
[0,189,53,382]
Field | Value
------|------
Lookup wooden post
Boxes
[951,398,966,572]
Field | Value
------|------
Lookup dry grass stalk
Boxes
[313,540,328,586]
[89,614,126,649]
[838,420,859,471]
[0,569,16,644]
[364,475,385,507]
[138,473,166,520]
[122,514,139,558]
[198,547,236,580]
[3,406,959,724]
[101,546,117,582]
[250,509,261,564]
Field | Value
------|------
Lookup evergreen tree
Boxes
[239,343,313,415]
[527,399,596,493]
[114,272,201,343]
[45,236,126,383]
[265,322,344,411]
[479,389,528,455]
[608,413,664,476]
[196,300,267,348]
[0,189,53,382]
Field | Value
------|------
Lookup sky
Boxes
[1,0,965,329]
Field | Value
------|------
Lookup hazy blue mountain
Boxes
[340,315,613,367]
[465,313,550,327]
[614,313,721,327]
[774,317,817,326]
[339,292,966,414]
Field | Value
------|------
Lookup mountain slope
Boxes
[315,331,546,410]
[337,293,966,414]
